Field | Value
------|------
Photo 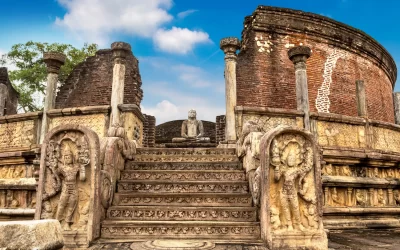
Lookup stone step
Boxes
[117,181,249,193]
[120,170,246,181]
[125,161,242,171]
[133,148,238,162]
[113,193,253,207]
[106,206,257,222]
[100,221,260,240]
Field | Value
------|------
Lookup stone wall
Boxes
[0,112,40,220]
[143,114,156,148]
[237,6,397,123]
[216,115,226,144]
[155,120,216,145]
[55,48,143,109]
[0,68,19,116]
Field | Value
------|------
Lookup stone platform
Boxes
[165,142,216,148]
[89,229,400,249]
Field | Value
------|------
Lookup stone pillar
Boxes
[110,42,131,127]
[40,52,66,143]
[220,37,240,143]
[288,46,312,131]
[394,92,400,124]
[369,188,375,206]
[347,187,353,206]
[324,187,329,206]
[356,80,367,117]
[388,188,394,206]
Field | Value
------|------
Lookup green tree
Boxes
[0,41,98,112]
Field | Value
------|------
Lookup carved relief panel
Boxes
[268,133,319,231]
[259,126,327,249]
[0,190,36,209]
[0,164,34,179]
[35,125,100,247]
[0,120,36,151]
[317,121,365,148]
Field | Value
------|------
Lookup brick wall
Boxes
[155,120,216,144]
[0,67,19,115]
[216,115,226,143]
[142,114,156,147]
[237,6,397,123]
[55,48,143,109]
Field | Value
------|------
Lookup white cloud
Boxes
[177,9,198,19]
[153,27,211,54]
[0,49,18,71]
[55,0,173,45]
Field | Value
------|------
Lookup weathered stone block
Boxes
[0,219,64,250]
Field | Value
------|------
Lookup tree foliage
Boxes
[0,41,98,112]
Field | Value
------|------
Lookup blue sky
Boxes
[0,0,399,124]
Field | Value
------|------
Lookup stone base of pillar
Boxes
[271,230,328,250]
[217,140,237,148]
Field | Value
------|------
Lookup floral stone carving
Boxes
[259,126,327,250]
[35,124,101,248]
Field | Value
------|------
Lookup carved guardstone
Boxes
[35,124,101,248]
[258,126,327,249]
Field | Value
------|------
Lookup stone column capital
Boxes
[111,42,131,64]
[43,52,66,74]
[288,46,312,66]
[220,37,240,60]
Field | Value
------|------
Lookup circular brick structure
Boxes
[237,6,397,122]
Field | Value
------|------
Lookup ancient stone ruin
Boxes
[0,5,399,250]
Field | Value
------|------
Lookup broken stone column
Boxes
[220,37,240,143]
[110,42,131,127]
[40,52,66,143]
[356,80,367,117]
[0,84,7,116]
[288,46,312,131]
[394,92,400,124]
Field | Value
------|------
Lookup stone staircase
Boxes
[100,148,260,242]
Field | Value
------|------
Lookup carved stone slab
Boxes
[35,124,101,248]
[107,206,257,222]
[117,181,249,193]
[113,193,253,207]
[120,170,246,181]
[259,125,327,249]
[126,162,242,171]
[101,221,260,239]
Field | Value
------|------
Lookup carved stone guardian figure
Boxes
[35,124,101,248]
[258,126,327,250]
[271,139,313,231]
[55,145,88,230]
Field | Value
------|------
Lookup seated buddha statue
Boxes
[172,109,210,143]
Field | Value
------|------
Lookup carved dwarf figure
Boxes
[330,187,342,206]
[55,145,86,230]
[172,109,210,142]
[394,190,400,206]
[355,189,367,206]
[272,140,313,231]
[270,206,281,230]
[303,203,319,229]
[377,189,386,206]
